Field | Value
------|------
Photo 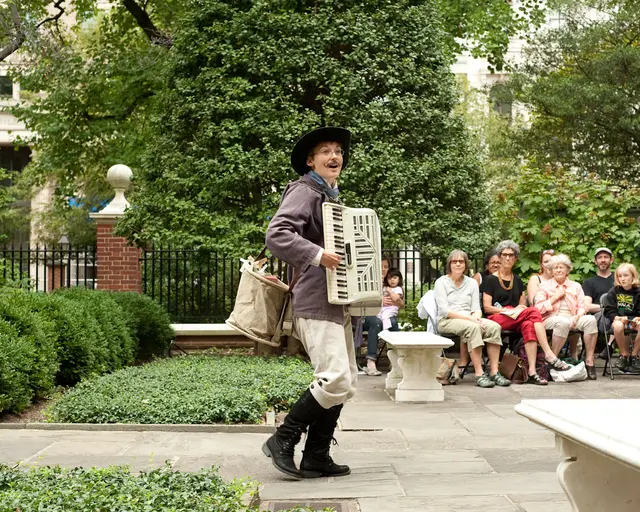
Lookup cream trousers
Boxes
[544,315,598,339]
[437,317,502,350]
[293,314,358,409]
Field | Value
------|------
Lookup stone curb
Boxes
[0,423,275,433]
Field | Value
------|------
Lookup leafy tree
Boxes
[5,0,548,250]
[495,165,640,280]
[116,0,496,256]
[437,0,546,72]
[509,0,640,182]
[455,76,525,187]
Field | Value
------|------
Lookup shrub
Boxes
[53,288,136,370]
[48,356,314,424]
[0,463,257,512]
[25,293,106,385]
[0,290,59,404]
[0,319,34,413]
[110,292,175,361]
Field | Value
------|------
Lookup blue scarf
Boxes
[308,171,339,199]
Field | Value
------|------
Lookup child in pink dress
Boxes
[378,268,404,330]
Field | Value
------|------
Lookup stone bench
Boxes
[378,330,454,403]
[515,399,640,512]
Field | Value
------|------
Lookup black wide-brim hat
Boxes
[290,126,351,175]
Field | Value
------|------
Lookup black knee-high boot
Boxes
[262,388,325,479]
[299,403,350,478]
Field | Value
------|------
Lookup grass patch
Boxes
[46,355,314,424]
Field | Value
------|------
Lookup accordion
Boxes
[322,203,383,316]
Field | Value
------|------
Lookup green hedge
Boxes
[0,290,59,411]
[0,288,174,415]
[110,291,174,361]
[47,355,314,424]
[53,288,136,371]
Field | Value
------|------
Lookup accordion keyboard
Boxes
[323,203,382,307]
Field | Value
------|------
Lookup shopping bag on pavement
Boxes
[550,361,586,383]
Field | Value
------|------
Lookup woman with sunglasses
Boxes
[434,249,509,388]
[483,241,571,385]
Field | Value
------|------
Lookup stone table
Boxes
[515,399,640,512]
[379,331,454,402]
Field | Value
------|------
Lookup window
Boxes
[0,146,31,186]
[489,83,513,119]
[0,76,13,98]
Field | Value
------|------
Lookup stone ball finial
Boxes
[106,164,133,191]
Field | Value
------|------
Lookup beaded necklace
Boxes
[497,271,514,291]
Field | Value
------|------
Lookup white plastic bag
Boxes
[550,361,587,383]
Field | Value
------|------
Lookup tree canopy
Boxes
[509,0,640,182]
[3,0,548,250]
[112,0,495,255]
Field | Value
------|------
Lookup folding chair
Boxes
[600,295,638,379]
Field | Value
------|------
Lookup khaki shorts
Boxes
[293,314,357,409]
[438,318,503,350]
[544,315,598,339]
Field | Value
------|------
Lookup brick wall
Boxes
[95,222,142,292]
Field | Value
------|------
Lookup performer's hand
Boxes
[320,251,342,271]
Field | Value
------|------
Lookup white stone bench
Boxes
[378,330,454,402]
[171,323,238,336]
[515,399,640,512]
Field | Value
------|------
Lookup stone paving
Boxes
[2,365,639,511]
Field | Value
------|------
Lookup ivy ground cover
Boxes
[47,356,313,424]
[0,464,332,512]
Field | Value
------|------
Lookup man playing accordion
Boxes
[263,126,356,479]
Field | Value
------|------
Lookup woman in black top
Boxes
[482,240,571,384]
[603,263,640,373]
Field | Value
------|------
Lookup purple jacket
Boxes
[266,174,345,324]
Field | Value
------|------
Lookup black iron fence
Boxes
[0,244,97,290]
[140,246,483,323]
[0,244,483,322]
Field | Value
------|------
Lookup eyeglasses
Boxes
[450,259,465,265]
[316,148,344,158]
[500,252,516,258]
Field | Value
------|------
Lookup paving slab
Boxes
[358,496,519,512]
[399,471,562,497]
[480,448,559,473]
[260,467,403,500]
[338,450,493,474]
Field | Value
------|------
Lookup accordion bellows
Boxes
[322,203,383,316]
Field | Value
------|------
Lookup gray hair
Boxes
[496,240,520,258]
[549,253,572,271]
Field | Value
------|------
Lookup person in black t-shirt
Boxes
[582,247,614,333]
[603,263,640,373]
[483,240,571,385]
[473,249,500,295]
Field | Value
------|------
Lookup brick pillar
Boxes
[95,221,142,292]
[90,164,141,292]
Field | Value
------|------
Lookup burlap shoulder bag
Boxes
[226,250,299,347]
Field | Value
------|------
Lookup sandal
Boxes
[363,366,382,376]
[548,358,571,371]
[474,374,495,388]
[525,373,548,386]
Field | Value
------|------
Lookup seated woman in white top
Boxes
[434,250,510,389]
